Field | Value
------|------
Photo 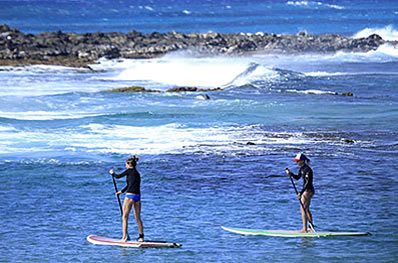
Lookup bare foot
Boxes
[120,237,128,242]
[298,229,308,233]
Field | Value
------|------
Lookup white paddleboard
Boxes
[221,226,371,237]
[87,235,182,248]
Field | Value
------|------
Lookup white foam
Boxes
[331,44,398,62]
[106,56,256,88]
[77,123,234,154]
[226,64,280,87]
[287,89,337,95]
[3,47,393,99]
[287,1,310,6]
[305,70,398,77]
[0,126,16,132]
[0,111,103,120]
[0,65,104,97]
[1,47,396,100]
[325,4,344,10]
[286,1,344,9]
[0,64,90,74]
[372,43,398,57]
[95,54,309,88]
[0,123,232,155]
[90,47,398,90]
[0,123,322,155]
[305,71,346,77]
[353,25,398,41]
[274,43,398,66]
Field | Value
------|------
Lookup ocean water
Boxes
[1,0,398,262]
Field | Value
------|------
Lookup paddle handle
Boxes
[112,175,123,217]
[288,174,316,232]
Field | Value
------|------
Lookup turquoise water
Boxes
[1,0,398,262]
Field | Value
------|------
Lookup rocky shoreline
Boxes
[104,86,223,93]
[1,24,395,68]
[103,86,353,98]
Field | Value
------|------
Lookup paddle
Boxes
[287,170,316,233]
[111,175,123,217]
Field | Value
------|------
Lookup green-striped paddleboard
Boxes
[221,226,371,237]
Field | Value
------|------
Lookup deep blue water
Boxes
[1,1,398,262]
[1,0,398,35]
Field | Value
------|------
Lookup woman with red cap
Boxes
[286,153,315,233]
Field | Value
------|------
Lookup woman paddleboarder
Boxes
[109,156,144,242]
[286,153,315,233]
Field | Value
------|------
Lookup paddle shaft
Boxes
[112,175,123,217]
[288,174,316,232]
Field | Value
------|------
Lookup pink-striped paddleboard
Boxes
[87,235,182,248]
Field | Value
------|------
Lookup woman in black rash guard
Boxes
[109,156,144,242]
[286,153,315,233]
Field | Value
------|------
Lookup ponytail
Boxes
[126,155,139,167]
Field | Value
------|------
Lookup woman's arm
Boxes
[120,185,128,193]
[286,168,301,180]
[111,169,129,179]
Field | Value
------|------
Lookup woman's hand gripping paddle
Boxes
[286,168,316,233]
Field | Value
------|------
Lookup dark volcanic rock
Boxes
[166,87,198,92]
[104,86,223,94]
[341,92,354,96]
[0,24,395,67]
[104,86,161,93]
[342,139,355,144]
[198,87,222,92]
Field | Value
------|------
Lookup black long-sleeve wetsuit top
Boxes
[289,164,314,195]
[113,168,141,195]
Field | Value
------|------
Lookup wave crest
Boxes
[286,1,344,10]
[353,25,398,41]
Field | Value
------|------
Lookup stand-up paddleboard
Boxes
[221,226,371,238]
[87,235,182,248]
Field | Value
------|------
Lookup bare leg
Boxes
[121,197,133,241]
[299,203,307,233]
[133,201,144,241]
[305,196,313,232]
[299,191,314,232]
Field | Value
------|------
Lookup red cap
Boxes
[293,153,308,162]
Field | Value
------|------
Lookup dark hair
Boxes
[126,155,139,167]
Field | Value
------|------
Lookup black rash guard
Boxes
[114,168,141,195]
[289,164,314,195]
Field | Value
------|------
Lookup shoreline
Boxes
[1,24,396,68]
